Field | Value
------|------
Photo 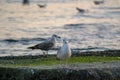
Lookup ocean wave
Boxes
[95,7,120,10]
[64,23,101,29]
[0,38,46,44]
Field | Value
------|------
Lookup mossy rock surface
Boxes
[0,61,120,80]
[0,50,120,80]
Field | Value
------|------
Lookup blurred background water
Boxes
[0,0,120,56]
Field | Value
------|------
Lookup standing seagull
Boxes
[28,34,60,56]
[57,38,71,65]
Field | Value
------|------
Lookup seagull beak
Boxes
[57,36,61,38]
[53,34,61,38]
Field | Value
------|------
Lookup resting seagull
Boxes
[57,38,71,65]
[22,0,30,5]
[37,4,46,8]
[76,7,85,13]
[28,34,60,56]
[94,0,104,5]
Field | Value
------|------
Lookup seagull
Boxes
[76,7,85,13]
[28,34,61,56]
[94,0,104,5]
[57,38,71,66]
[37,4,46,8]
[22,0,30,5]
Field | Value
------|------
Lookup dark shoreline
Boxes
[0,49,120,59]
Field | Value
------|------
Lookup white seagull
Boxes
[57,38,72,65]
[28,34,60,56]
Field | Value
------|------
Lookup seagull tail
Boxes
[27,46,35,49]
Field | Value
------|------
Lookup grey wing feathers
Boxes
[28,42,54,50]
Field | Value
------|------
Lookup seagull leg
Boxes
[65,59,68,68]
[43,50,48,57]
[43,51,46,56]
[46,51,48,57]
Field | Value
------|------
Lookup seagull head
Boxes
[63,38,68,44]
[52,34,61,38]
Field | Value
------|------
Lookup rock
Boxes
[0,61,120,80]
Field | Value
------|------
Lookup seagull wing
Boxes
[28,41,54,50]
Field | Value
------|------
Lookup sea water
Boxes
[0,0,120,56]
